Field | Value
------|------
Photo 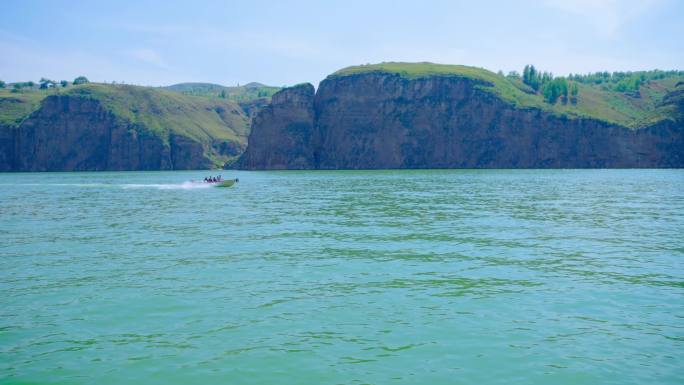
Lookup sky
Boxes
[1,0,683,87]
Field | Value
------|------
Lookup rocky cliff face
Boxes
[239,73,683,169]
[238,83,316,169]
[1,94,237,171]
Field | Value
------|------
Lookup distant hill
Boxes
[164,82,281,103]
[243,82,269,88]
[163,82,227,95]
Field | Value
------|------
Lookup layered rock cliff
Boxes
[238,70,683,169]
[238,83,316,169]
[0,84,250,171]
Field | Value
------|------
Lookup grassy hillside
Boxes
[1,84,250,141]
[164,82,280,103]
[0,83,253,167]
[331,62,684,128]
[0,89,46,126]
[64,84,250,144]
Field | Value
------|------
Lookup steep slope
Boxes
[238,63,683,169]
[0,84,251,171]
[238,83,316,169]
[164,82,281,126]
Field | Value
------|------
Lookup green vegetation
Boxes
[164,82,280,103]
[11,81,35,92]
[568,70,683,94]
[73,76,89,85]
[0,82,252,166]
[522,65,543,91]
[0,81,5,88]
[2,64,682,134]
[0,88,46,125]
[522,65,576,104]
[570,82,578,104]
[64,83,250,143]
[331,62,684,128]
[333,62,547,110]
[541,77,569,104]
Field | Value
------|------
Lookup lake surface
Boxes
[1,170,683,385]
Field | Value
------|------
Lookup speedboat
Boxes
[214,179,237,188]
[203,178,238,188]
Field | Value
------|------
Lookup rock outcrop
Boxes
[238,83,316,169]
[238,73,683,169]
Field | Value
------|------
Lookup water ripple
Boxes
[1,169,683,385]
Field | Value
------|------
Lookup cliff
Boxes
[238,64,683,169]
[238,83,316,169]
[0,84,251,171]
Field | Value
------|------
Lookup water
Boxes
[1,170,682,385]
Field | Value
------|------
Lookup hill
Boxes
[239,62,683,169]
[164,82,280,103]
[0,83,252,171]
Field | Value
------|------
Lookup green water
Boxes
[1,170,683,384]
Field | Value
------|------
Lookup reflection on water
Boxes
[1,169,683,385]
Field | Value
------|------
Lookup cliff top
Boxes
[332,62,513,86]
[331,62,684,128]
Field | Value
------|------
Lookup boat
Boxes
[214,179,237,188]
[197,176,238,187]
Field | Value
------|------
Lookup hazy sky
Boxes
[1,0,682,87]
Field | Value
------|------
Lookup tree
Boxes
[219,90,227,98]
[27,81,35,87]
[541,78,568,104]
[0,80,5,88]
[73,76,89,85]
[559,78,569,104]
[523,65,542,92]
[507,71,520,79]
[570,82,579,104]
[542,82,557,103]
[60,80,68,87]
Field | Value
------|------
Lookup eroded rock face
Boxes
[239,73,683,169]
[238,83,316,170]
[1,95,216,171]
[0,126,17,171]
